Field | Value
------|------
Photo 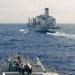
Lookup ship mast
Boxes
[45,8,49,16]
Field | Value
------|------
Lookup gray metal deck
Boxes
[0,53,67,75]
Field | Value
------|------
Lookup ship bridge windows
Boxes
[41,16,47,20]
[52,18,55,20]
[47,25,49,26]
[42,17,47,20]
[37,15,48,20]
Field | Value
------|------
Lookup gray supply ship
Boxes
[27,8,60,33]
[0,52,67,75]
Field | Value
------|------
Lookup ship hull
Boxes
[36,26,60,32]
[28,25,60,33]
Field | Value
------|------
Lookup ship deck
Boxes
[0,52,67,75]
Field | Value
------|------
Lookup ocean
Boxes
[0,23,75,75]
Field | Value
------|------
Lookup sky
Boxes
[0,0,75,23]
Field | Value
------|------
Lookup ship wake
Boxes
[19,29,29,34]
[46,32,75,39]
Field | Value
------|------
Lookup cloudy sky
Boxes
[0,0,75,23]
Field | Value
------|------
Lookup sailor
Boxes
[24,63,29,72]
[16,61,21,72]
[55,65,59,72]
[19,63,25,75]
[17,56,22,63]
[26,62,32,75]
[13,60,18,71]
[8,58,14,71]
[21,63,26,75]
[9,62,13,71]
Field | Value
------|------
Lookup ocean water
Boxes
[0,23,75,74]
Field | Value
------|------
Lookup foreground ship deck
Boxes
[0,52,67,75]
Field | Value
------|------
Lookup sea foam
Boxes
[19,29,29,34]
[46,32,75,39]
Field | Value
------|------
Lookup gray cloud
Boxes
[0,0,75,23]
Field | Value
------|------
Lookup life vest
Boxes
[27,63,32,69]
[16,61,20,66]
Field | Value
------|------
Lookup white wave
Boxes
[46,32,75,39]
[20,29,26,32]
[19,29,29,34]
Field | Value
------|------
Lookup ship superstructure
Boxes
[28,8,60,32]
